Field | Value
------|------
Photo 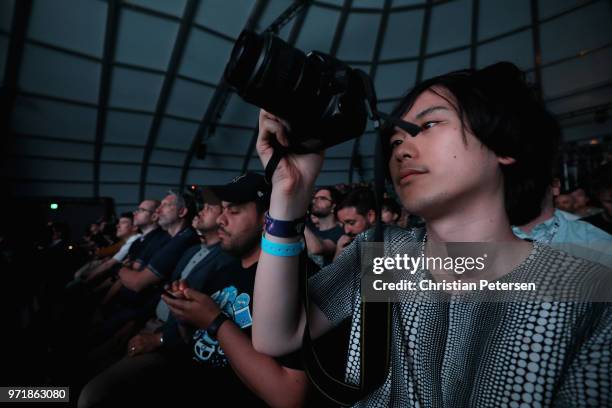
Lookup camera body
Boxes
[224,30,368,153]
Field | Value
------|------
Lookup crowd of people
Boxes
[3,61,611,407]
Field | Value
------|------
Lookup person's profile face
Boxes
[216,201,261,255]
[381,208,398,224]
[570,189,588,208]
[116,217,133,238]
[311,189,334,217]
[597,189,612,216]
[157,195,179,229]
[193,203,221,233]
[554,194,574,212]
[388,87,502,219]
[337,207,371,237]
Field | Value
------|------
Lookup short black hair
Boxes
[382,197,401,216]
[336,188,376,217]
[119,212,134,221]
[315,186,341,204]
[382,62,560,225]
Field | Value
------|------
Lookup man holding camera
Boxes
[251,63,611,406]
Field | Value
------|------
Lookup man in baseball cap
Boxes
[209,172,271,213]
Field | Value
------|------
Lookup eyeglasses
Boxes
[312,196,332,202]
[134,207,153,213]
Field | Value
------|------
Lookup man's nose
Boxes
[393,135,418,161]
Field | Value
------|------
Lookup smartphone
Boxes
[163,289,179,299]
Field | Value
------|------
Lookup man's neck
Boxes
[425,195,518,243]
[317,214,338,231]
[424,195,532,285]
[166,221,187,237]
[241,245,261,269]
[201,230,220,247]
[141,224,158,235]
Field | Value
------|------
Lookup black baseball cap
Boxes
[210,172,271,206]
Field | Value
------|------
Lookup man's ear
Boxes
[497,156,516,166]
[367,209,376,225]
[178,207,188,219]
[551,178,561,196]
[257,210,266,229]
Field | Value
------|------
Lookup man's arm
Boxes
[252,110,333,356]
[84,258,119,282]
[118,266,161,292]
[218,321,309,408]
[163,288,308,408]
[304,226,336,257]
[332,234,354,261]
[100,279,123,305]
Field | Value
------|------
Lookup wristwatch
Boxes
[206,312,230,340]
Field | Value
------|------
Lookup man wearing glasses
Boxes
[304,186,343,267]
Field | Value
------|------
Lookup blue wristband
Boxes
[264,212,306,238]
[261,234,304,257]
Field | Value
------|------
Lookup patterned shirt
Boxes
[309,226,612,407]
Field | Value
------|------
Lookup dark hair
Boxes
[382,62,560,225]
[594,162,612,192]
[315,186,341,204]
[336,187,376,217]
[146,199,161,211]
[167,190,197,223]
[119,212,134,221]
[255,194,270,215]
[382,197,401,216]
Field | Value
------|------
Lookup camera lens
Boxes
[224,30,265,92]
[224,30,368,153]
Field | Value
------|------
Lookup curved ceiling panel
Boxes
[2,0,611,210]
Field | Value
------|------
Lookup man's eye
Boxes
[422,121,439,130]
[390,139,402,148]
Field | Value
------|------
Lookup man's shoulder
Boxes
[559,214,612,242]
[147,228,171,244]
[357,224,420,244]
[316,225,344,242]
[527,243,612,294]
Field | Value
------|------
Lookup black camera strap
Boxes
[262,70,393,406]
[264,139,288,185]
[300,112,392,406]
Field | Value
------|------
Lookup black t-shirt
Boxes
[313,225,344,266]
[582,212,612,234]
[147,227,199,280]
[314,224,343,243]
[132,227,170,267]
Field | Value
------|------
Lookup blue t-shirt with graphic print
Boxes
[191,259,256,368]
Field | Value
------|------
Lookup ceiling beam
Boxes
[93,0,121,198]
[241,2,311,174]
[178,0,270,190]
[138,0,199,201]
[414,0,433,85]
[1,0,32,152]
[348,0,391,183]
[469,0,479,69]
[529,0,543,99]
[329,0,353,57]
